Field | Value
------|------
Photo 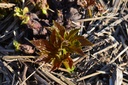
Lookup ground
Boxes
[0,0,128,85]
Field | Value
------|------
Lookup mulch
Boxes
[0,0,128,85]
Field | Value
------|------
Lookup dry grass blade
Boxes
[93,42,118,56]
[109,47,128,64]
[51,72,75,85]
[28,68,50,85]
[99,0,107,10]
[32,73,49,85]
[112,67,123,85]
[120,35,128,58]
[74,54,89,65]
[77,71,106,82]
[96,14,128,35]
[12,74,16,85]
[40,68,67,85]
[76,15,117,22]
[20,63,46,85]
[21,64,28,85]
[112,0,121,13]
[2,56,37,61]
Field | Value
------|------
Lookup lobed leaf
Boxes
[21,16,30,24]
[49,29,58,47]
[53,21,65,38]
[65,29,79,41]
[68,45,84,56]
[76,36,93,46]
[23,7,29,15]
[31,39,46,51]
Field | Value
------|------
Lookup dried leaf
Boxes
[20,44,34,54]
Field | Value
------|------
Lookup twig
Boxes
[74,54,88,65]
[99,0,107,10]
[96,14,128,36]
[39,68,67,85]
[112,66,123,85]
[121,0,128,13]
[11,74,15,85]
[20,63,45,85]
[51,72,75,85]
[36,69,51,83]
[120,35,128,59]
[20,70,36,85]
[109,47,128,64]
[28,68,49,85]
[0,12,13,26]
[93,42,118,56]
[2,56,37,61]
[21,63,28,85]
[112,0,121,13]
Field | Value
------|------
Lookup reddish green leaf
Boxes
[49,29,56,44]
[65,29,79,41]
[49,29,62,48]
[63,56,74,72]
[42,39,56,52]
[69,46,84,56]
[53,21,65,38]
[31,39,46,51]
[71,40,81,47]
[67,57,73,69]
[76,36,93,46]
[51,58,62,71]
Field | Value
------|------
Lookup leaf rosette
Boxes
[31,21,93,72]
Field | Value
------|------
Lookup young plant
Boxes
[13,40,34,54]
[14,6,49,36]
[31,21,93,72]
[77,0,105,17]
[30,0,52,15]
[14,7,30,24]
